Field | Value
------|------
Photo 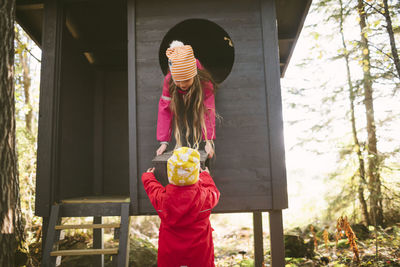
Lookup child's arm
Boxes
[141,169,166,211]
[199,171,220,209]
[197,59,215,141]
[203,83,216,158]
[203,83,216,141]
[157,73,173,143]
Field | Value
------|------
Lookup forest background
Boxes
[1,0,400,266]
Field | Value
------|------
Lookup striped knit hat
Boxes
[167,147,200,186]
[166,41,197,81]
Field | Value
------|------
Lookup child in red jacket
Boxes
[142,147,220,267]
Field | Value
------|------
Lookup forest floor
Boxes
[212,221,400,266]
[20,216,400,266]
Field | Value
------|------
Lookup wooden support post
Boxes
[42,205,61,267]
[36,0,64,217]
[117,203,130,267]
[253,212,264,267]
[93,216,104,267]
[93,71,104,196]
[127,0,138,215]
[260,0,287,262]
[42,216,49,254]
[269,210,285,267]
[93,68,104,267]
[260,0,288,211]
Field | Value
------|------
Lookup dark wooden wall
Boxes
[102,71,129,195]
[133,0,280,214]
[58,26,94,200]
[48,18,130,204]
[58,35,130,199]
[36,0,287,216]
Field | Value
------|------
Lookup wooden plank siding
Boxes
[102,71,129,196]
[276,0,312,76]
[58,24,95,201]
[135,0,274,213]
[35,0,64,216]
[16,0,312,77]
[260,0,288,209]
[33,0,292,215]
[93,71,105,195]
[127,0,139,214]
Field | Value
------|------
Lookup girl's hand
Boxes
[147,167,155,173]
[156,144,168,156]
[205,141,214,158]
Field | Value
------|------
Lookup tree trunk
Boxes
[338,0,370,226]
[357,0,384,226]
[382,0,400,79]
[22,49,33,133]
[0,0,23,266]
[15,27,33,133]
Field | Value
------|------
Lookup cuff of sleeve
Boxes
[160,141,169,146]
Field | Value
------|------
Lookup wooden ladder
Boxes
[41,199,130,267]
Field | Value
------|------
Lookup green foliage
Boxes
[215,256,254,267]
[14,24,42,267]
[127,237,157,267]
[283,0,400,228]
[336,238,350,249]
[281,223,400,266]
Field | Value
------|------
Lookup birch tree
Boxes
[338,0,371,226]
[357,0,384,226]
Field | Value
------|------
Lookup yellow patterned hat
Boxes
[167,147,200,186]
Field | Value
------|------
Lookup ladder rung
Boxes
[50,248,118,256]
[61,196,130,204]
[55,223,120,230]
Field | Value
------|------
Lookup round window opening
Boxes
[159,19,234,84]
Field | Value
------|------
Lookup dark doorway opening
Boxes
[159,19,234,84]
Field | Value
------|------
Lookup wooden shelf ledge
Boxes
[50,248,118,256]
[55,223,120,230]
[61,195,130,204]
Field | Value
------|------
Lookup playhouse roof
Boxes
[16,0,311,77]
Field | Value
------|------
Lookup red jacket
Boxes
[142,171,220,267]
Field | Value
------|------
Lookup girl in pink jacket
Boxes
[156,41,216,158]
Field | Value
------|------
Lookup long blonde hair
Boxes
[169,68,216,149]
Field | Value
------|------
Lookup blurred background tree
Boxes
[282,0,400,228]
[14,23,42,266]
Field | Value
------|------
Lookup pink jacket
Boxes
[157,61,216,142]
[142,171,220,267]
